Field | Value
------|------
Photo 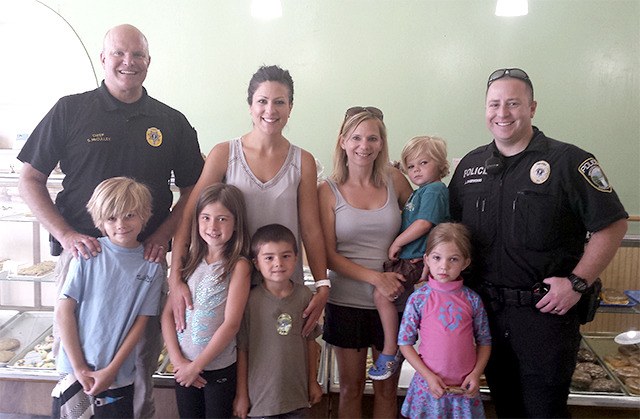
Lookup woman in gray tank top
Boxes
[168,66,328,337]
[318,107,412,418]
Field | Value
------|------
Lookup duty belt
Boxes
[480,283,547,311]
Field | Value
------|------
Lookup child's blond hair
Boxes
[86,177,152,235]
[401,136,450,179]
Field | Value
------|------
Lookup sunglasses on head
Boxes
[487,68,533,92]
[344,106,384,121]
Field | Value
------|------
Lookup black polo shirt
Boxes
[449,127,627,289]
[18,82,204,241]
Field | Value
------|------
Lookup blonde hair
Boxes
[182,184,250,280]
[401,136,450,179]
[86,177,152,235]
[424,222,472,260]
[330,111,389,187]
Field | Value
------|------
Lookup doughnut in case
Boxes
[589,378,621,393]
[600,288,629,305]
[0,350,15,362]
[626,377,640,395]
[613,365,640,380]
[0,338,20,351]
[575,362,607,379]
[577,348,596,363]
[571,369,592,391]
[604,354,630,368]
[618,344,640,357]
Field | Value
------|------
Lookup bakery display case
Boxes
[0,311,53,367]
[0,201,58,311]
[580,335,640,397]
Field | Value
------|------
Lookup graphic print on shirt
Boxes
[404,199,415,212]
[180,270,226,346]
[277,313,293,335]
[438,301,463,331]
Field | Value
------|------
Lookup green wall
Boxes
[34,0,640,232]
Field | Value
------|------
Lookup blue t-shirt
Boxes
[57,237,164,386]
[399,181,450,259]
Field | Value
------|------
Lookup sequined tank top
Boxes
[178,259,235,370]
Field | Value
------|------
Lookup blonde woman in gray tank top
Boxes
[168,66,328,338]
[318,107,412,418]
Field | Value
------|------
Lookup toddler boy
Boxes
[369,136,451,380]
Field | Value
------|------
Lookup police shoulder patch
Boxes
[578,157,612,192]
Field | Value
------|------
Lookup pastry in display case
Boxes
[0,311,53,367]
[13,261,56,279]
[10,332,55,369]
[571,344,622,394]
[155,346,174,376]
[582,332,640,398]
[600,288,633,307]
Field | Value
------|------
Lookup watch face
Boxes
[571,275,588,292]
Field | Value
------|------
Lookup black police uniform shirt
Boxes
[18,82,204,242]
[449,127,627,289]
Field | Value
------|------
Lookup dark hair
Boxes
[182,184,250,280]
[247,65,294,105]
[251,223,298,259]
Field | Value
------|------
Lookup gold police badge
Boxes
[146,127,162,147]
[578,157,612,192]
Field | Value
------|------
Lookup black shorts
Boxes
[323,303,395,351]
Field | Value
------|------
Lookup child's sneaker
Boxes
[368,353,399,380]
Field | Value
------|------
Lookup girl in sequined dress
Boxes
[398,223,491,419]
[161,184,252,418]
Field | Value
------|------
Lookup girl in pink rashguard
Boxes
[398,223,491,418]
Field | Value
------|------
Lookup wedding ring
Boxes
[393,295,399,300]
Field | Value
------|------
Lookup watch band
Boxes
[568,273,589,293]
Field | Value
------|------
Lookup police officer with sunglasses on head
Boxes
[448,68,628,418]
